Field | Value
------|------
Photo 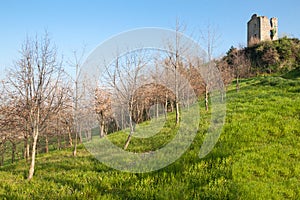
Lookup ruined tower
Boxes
[247,14,278,46]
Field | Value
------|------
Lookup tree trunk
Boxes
[24,136,30,161]
[28,125,39,180]
[124,110,134,150]
[175,75,179,124]
[67,126,73,147]
[57,132,61,150]
[73,130,77,157]
[0,143,5,166]
[236,76,240,92]
[235,66,240,92]
[84,130,88,141]
[89,129,92,140]
[26,140,30,160]
[175,101,180,124]
[205,84,209,111]
[124,134,132,150]
[0,151,4,166]
[45,135,49,153]
[79,128,82,144]
[11,142,16,163]
[99,114,105,138]
[156,99,159,119]
[165,94,168,120]
[0,152,3,166]
[100,120,105,138]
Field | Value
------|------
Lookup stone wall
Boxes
[247,14,278,46]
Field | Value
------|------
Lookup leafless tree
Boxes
[6,32,66,180]
[102,50,148,149]
[226,46,251,92]
[94,88,112,138]
[66,48,87,157]
[164,21,191,123]
[199,24,221,110]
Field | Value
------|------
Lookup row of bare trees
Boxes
[91,25,226,150]
[0,25,251,180]
[92,29,254,152]
[0,33,77,180]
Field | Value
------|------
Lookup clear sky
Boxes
[1,0,300,77]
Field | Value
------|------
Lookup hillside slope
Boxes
[0,74,300,199]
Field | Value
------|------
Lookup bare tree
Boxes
[94,88,112,138]
[66,48,86,157]
[226,46,251,92]
[164,21,190,124]
[147,56,176,121]
[102,50,148,149]
[199,24,221,111]
[0,79,27,164]
[6,32,65,180]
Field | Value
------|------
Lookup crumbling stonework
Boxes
[247,14,278,46]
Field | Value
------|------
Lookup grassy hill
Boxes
[0,72,300,199]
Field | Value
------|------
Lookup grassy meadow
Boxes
[0,73,300,199]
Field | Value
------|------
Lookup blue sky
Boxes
[1,0,300,77]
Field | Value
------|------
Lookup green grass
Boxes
[102,113,180,153]
[0,75,300,199]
